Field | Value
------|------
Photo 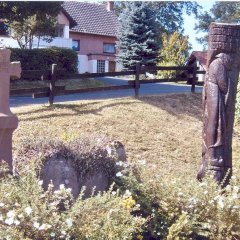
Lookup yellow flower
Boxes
[137,235,143,240]
[122,196,136,209]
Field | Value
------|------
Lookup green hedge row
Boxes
[10,47,78,74]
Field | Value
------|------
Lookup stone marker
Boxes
[41,157,80,199]
[34,137,127,199]
[197,23,240,184]
[0,48,21,172]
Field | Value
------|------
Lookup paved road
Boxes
[10,77,202,107]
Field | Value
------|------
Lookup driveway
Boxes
[10,77,202,107]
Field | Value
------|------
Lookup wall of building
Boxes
[70,32,116,56]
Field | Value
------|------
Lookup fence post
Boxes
[49,64,57,105]
[135,62,141,98]
[191,66,197,93]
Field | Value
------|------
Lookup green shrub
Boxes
[117,164,240,240]
[10,47,78,74]
[0,161,145,240]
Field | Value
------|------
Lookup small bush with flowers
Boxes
[0,160,145,240]
[116,163,240,240]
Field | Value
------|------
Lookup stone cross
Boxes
[197,23,240,185]
[0,48,21,172]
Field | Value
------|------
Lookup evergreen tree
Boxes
[117,2,159,69]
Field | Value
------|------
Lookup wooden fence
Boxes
[10,63,205,105]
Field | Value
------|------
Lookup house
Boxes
[187,51,207,82]
[63,1,119,73]
[0,1,119,73]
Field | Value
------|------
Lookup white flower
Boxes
[18,214,23,219]
[59,184,65,190]
[61,230,66,235]
[112,191,117,196]
[7,210,15,218]
[50,233,56,237]
[66,188,72,194]
[204,190,208,195]
[38,180,43,186]
[116,161,123,166]
[233,186,239,193]
[24,206,32,216]
[0,214,3,221]
[0,203,4,207]
[14,220,20,225]
[39,224,47,230]
[5,218,14,225]
[136,204,140,208]
[218,197,225,209]
[116,172,123,177]
[33,222,40,229]
[125,190,132,197]
[66,218,73,228]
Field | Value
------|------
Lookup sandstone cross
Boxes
[0,48,21,172]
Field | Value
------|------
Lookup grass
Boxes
[10,78,107,90]
[11,93,240,182]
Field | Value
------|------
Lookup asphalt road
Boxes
[10,77,202,107]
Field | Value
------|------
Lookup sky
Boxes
[183,0,216,51]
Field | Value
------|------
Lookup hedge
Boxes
[10,47,78,74]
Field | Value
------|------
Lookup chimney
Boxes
[106,1,114,11]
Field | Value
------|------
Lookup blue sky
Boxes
[183,0,216,51]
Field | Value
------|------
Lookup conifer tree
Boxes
[117,2,159,69]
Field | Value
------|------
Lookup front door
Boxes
[109,61,116,72]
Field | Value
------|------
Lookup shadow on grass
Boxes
[18,101,140,122]
[139,93,203,121]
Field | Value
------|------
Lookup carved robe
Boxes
[199,53,232,181]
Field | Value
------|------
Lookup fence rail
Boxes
[11,63,206,105]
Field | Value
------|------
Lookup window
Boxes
[57,24,65,37]
[72,40,80,51]
[103,43,116,53]
[97,60,105,73]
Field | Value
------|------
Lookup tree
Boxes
[157,32,191,78]
[116,2,159,69]
[115,1,199,34]
[0,2,62,49]
[195,2,240,46]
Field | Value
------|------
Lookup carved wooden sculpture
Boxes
[197,23,240,184]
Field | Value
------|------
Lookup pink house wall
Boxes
[70,32,117,58]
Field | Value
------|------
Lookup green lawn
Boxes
[10,78,107,90]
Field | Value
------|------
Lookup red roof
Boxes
[188,51,208,70]
[63,2,118,37]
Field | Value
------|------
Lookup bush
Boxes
[10,47,78,74]
[117,164,240,240]
[0,161,145,240]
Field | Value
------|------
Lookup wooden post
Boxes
[0,48,21,172]
[197,23,240,185]
[49,64,57,105]
[191,66,197,93]
[135,62,141,98]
